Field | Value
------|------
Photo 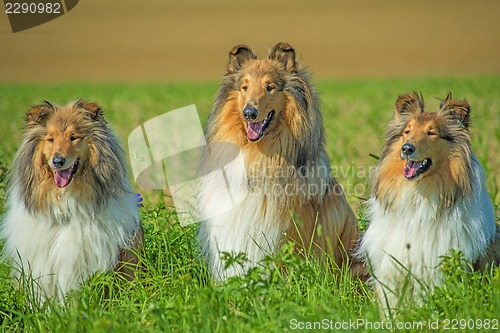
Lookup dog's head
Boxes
[26,100,103,188]
[389,92,471,180]
[226,42,299,142]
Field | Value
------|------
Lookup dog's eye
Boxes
[427,131,437,136]
[403,129,410,135]
[47,137,54,143]
[266,84,275,92]
[69,136,78,141]
[241,85,248,92]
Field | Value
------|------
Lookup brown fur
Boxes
[374,91,499,269]
[201,42,364,277]
[375,92,474,211]
[18,100,127,213]
[117,223,145,279]
[13,100,143,276]
[474,230,500,270]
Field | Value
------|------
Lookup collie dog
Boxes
[1,100,143,302]
[197,42,361,280]
[360,92,499,311]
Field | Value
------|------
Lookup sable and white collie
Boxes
[1,100,144,302]
[360,92,500,312]
[197,42,361,280]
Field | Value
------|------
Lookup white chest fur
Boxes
[1,187,139,301]
[197,150,287,279]
[360,161,496,307]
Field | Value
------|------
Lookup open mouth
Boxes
[54,159,79,188]
[403,158,432,179]
[246,111,274,142]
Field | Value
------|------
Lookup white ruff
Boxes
[197,155,284,280]
[1,185,140,302]
[198,193,285,280]
[360,156,496,310]
[198,150,330,280]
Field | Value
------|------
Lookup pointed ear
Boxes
[268,42,297,72]
[25,101,55,128]
[227,45,256,74]
[394,91,424,119]
[75,99,103,121]
[438,91,471,128]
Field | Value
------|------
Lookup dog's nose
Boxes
[401,143,416,157]
[243,104,258,121]
[52,156,66,169]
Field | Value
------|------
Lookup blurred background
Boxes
[1,0,499,208]
[1,0,500,83]
[1,2,500,328]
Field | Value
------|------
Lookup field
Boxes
[2,0,500,83]
[0,78,499,332]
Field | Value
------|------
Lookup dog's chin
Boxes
[53,159,79,188]
[403,158,432,180]
[245,111,275,142]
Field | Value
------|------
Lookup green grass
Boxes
[0,77,499,332]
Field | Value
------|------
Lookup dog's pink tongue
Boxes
[54,169,72,188]
[247,121,263,141]
[403,160,421,179]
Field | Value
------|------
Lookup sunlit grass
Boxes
[0,77,499,332]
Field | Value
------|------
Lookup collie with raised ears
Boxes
[1,100,144,303]
[360,92,500,312]
[197,42,362,280]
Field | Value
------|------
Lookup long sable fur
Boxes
[198,42,363,279]
[12,99,128,215]
[204,43,323,173]
[374,91,474,211]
